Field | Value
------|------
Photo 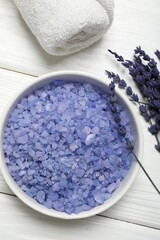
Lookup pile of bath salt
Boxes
[3,80,134,214]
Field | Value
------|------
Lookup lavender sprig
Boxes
[107,47,160,152]
[108,82,160,195]
[108,49,124,62]
[155,50,160,60]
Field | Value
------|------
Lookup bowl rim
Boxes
[0,70,144,219]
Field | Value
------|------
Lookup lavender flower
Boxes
[131,93,139,102]
[118,125,127,136]
[108,49,124,62]
[118,80,127,89]
[150,100,160,109]
[125,138,134,151]
[139,105,148,114]
[148,106,159,118]
[139,104,151,122]
[122,60,133,68]
[113,74,121,84]
[134,46,150,61]
[105,70,115,79]
[155,50,160,60]
[126,86,133,96]
[148,124,159,135]
[107,47,160,153]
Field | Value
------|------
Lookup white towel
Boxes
[13,0,114,56]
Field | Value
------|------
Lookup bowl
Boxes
[0,71,143,219]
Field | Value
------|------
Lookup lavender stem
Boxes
[129,99,148,105]
[132,152,160,195]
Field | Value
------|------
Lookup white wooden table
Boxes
[0,0,160,239]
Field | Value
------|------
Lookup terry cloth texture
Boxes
[13,0,114,55]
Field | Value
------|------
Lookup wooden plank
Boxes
[102,188,160,229]
[0,0,160,76]
[1,0,160,236]
[0,194,160,240]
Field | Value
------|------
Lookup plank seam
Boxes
[98,214,160,231]
[0,66,37,78]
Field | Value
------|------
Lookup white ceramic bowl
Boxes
[0,71,143,219]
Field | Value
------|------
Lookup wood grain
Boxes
[0,194,160,240]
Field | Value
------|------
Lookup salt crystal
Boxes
[83,189,89,198]
[17,135,28,144]
[44,199,53,209]
[53,201,64,211]
[4,145,12,155]
[83,126,91,135]
[104,172,109,179]
[84,134,96,146]
[16,159,25,170]
[78,159,87,170]
[27,187,37,198]
[79,89,85,97]
[76,168,85,178]
[48,190,58,201]
[36,190,45,203]
[92,126,99,134]
[107,182,116,193]
[65,207,75,215]
[84,178,93,186]
[13,130,22,138]
[70,197,79,207]
[28,169,36,176]
[69,143,78,152]
[39,137,48,145]
[21,185,29,191]
[29,149,35,157]
[40,91,47,98]
[92,190,104,204]
[103,159,110,169]
[52,182,60,192]
[19,170,26,176]
[57,103,67,114]
[95,172,100,177]
[45,103,53,112]
[88,197,95,207]
[36,151,44,158]
[99,175,105,181]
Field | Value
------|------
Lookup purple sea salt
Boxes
[93,190,105,204]
[3,80,135,215]
[84,134,96,146]
[53,201,64,212]
[69,143,79,152]
[17,135,28,144]
[107,182,117,193]
[36,190,45,204]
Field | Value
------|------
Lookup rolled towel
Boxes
[13,0,114,56]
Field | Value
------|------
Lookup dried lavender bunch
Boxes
[108,81,160,195]
[107,47,160,152]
